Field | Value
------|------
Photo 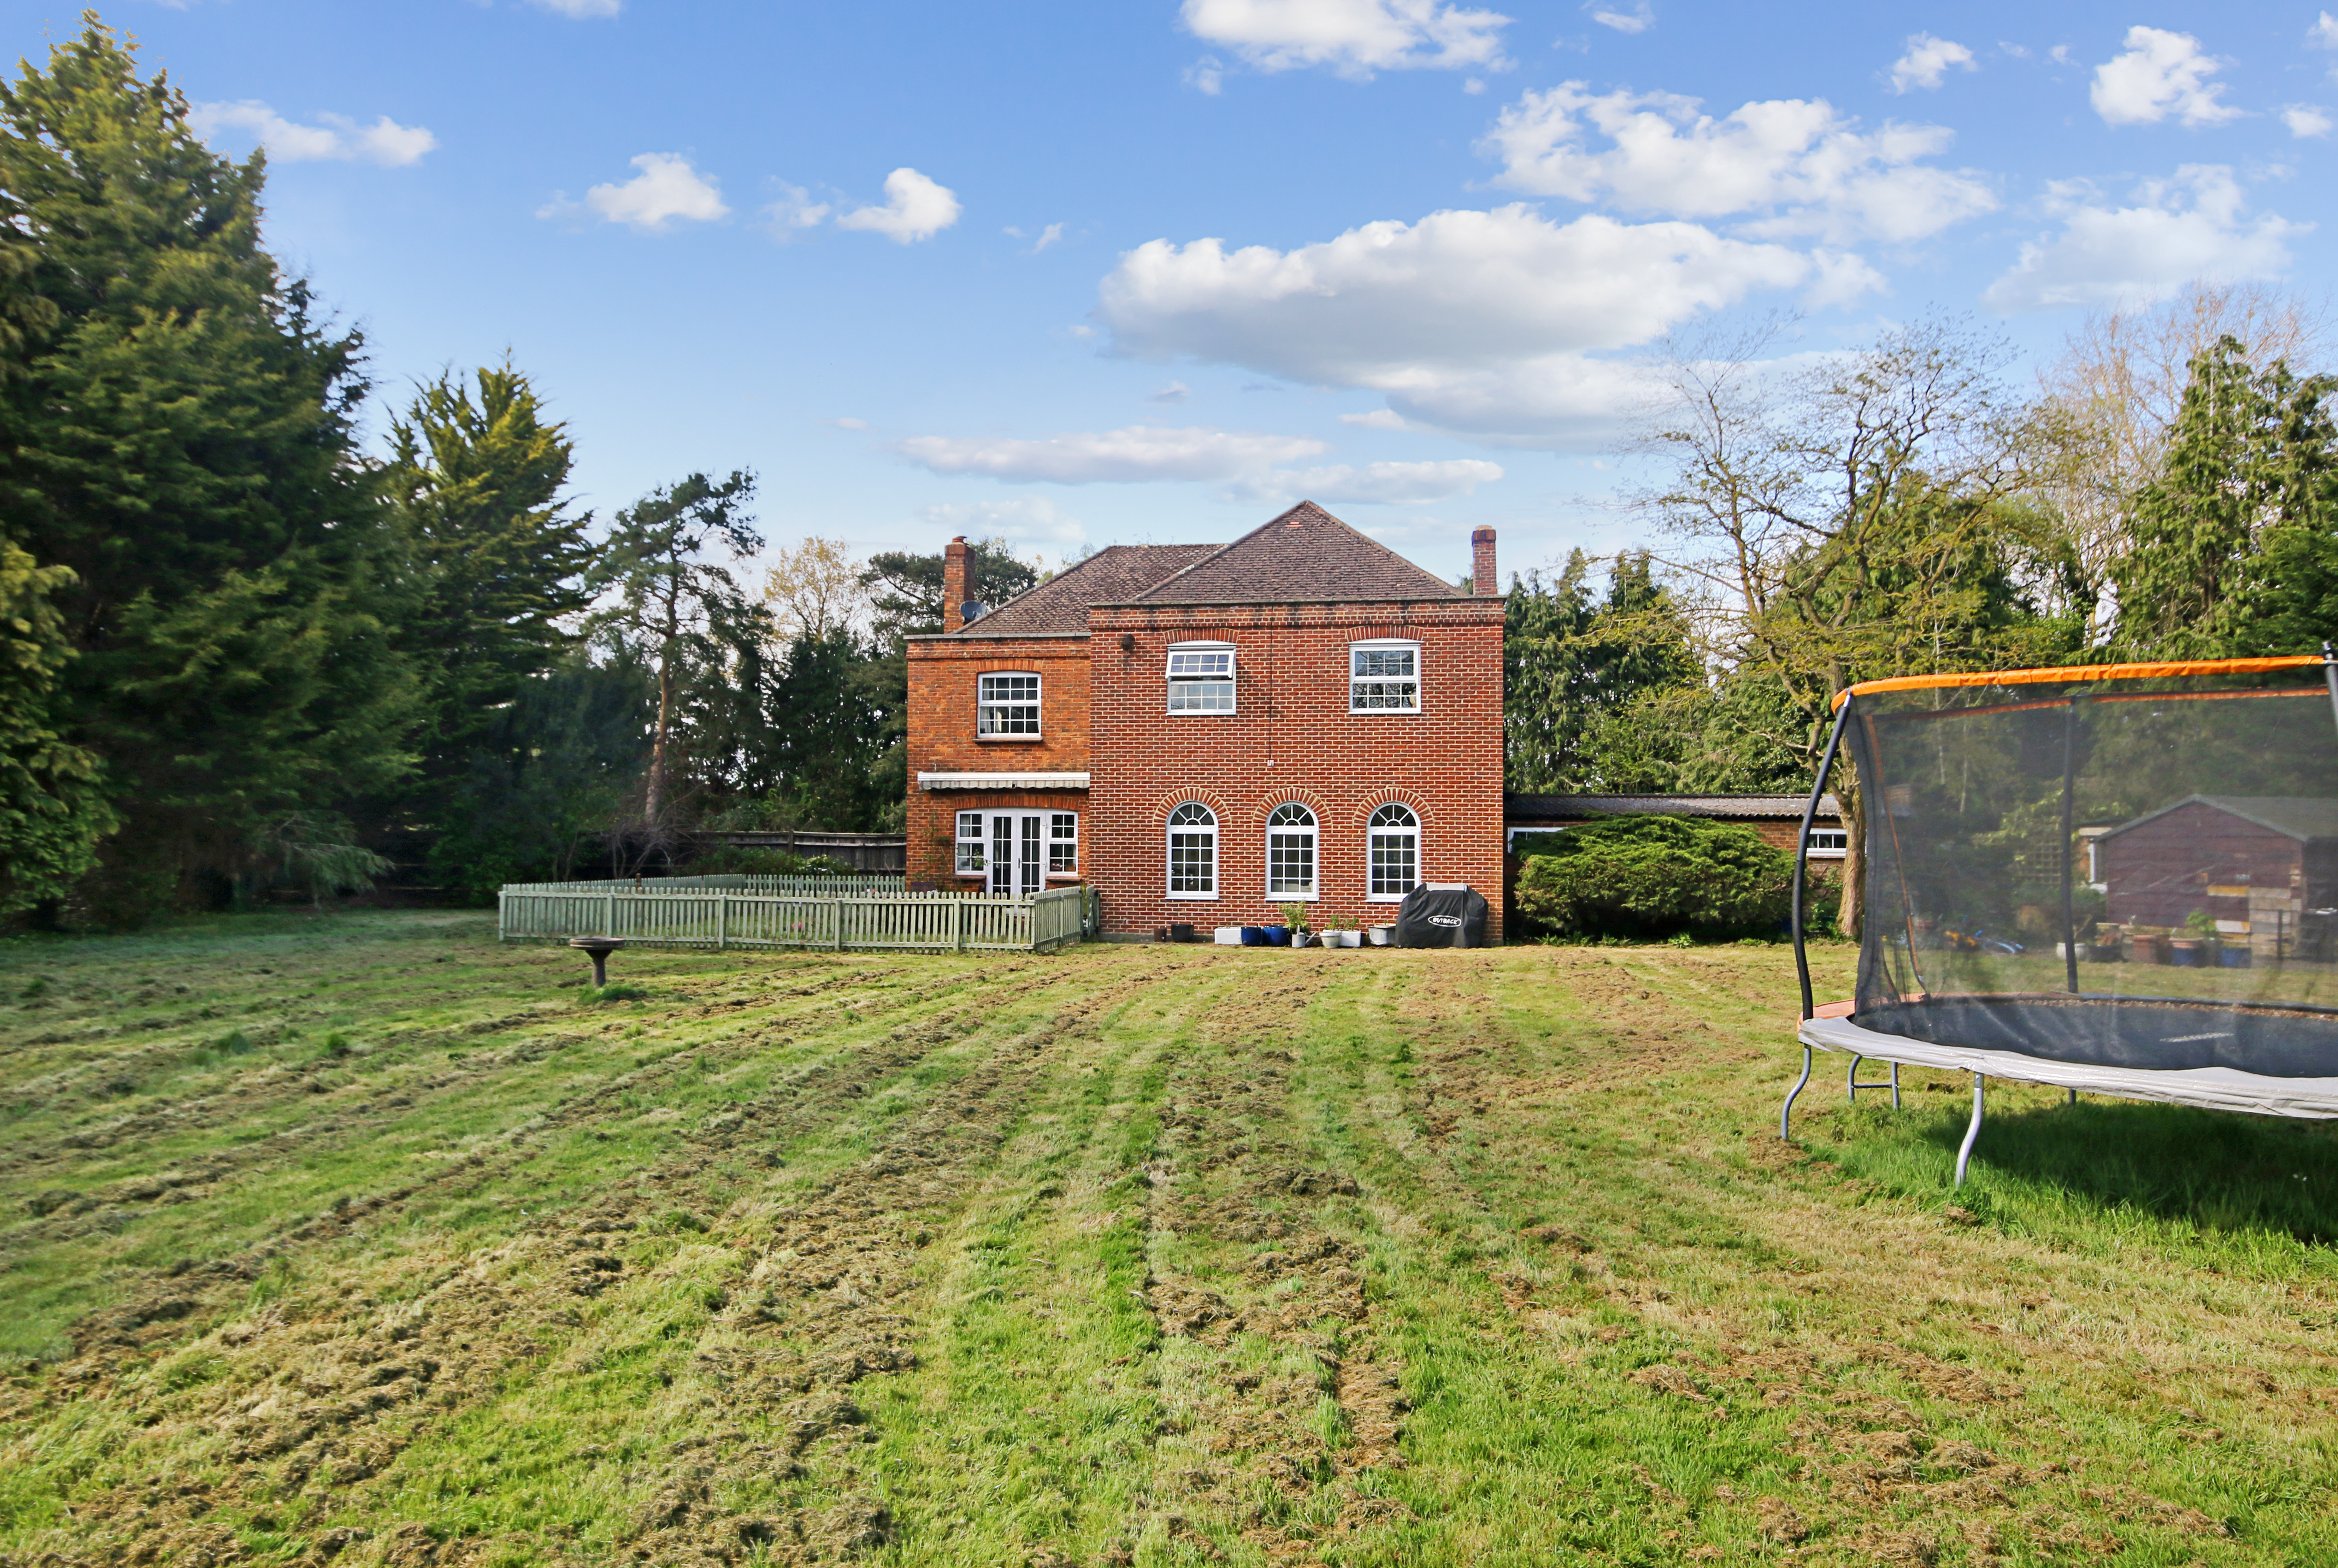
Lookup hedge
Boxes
[1511,813,1797,940]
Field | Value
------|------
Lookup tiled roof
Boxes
[2099,794,2338,843]
[1125,501,1469,606]
[1506,793,1842,820]
[951,544,1221,636]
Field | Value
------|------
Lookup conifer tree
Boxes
[0,17,416,917]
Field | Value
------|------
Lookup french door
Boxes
[987,812,1043,897]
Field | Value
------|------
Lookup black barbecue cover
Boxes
[1394,884,1487,948]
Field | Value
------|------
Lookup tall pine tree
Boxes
[0,17,415,920]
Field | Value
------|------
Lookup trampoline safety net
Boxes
[1834,658,2338,1083]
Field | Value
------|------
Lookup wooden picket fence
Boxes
[497,879,1095,953]
[499,873,907,897]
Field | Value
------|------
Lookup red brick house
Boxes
[904,501,1507,939]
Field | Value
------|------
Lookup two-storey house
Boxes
[904,501,1507,939]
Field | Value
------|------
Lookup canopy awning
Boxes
[917,771,1090,792]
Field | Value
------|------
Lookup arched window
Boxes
[1167,803,1218,898]
[1367,803,1420,900]
[1266,803,1318,898]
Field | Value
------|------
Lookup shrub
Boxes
[687,846,859,878]
[1511,815,1796,941]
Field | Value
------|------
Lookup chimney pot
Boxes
[942,536,970,634]
[1471,527,1498,597]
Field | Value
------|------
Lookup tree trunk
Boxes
[646,651,674,832]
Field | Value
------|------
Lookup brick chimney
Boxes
[1471,527,1498,596]
[942,536,969,633]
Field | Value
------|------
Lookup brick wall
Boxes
[904,634,1092,887]
[1086,599,1507,940]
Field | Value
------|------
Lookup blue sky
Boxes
[24,1,2338,584]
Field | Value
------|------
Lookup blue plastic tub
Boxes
[1239,926,1266,946]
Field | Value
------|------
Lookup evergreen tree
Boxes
[586,471,765,846]
[860,538,1037,641]
[0,19,416,918]
[1504,551,1700,793]
[0,541,113,909]
[384,362,590,780]
[2112,336,2338,657]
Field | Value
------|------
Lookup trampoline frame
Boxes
[1781,649,2338,1186]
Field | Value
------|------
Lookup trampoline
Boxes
[1782,653,2338,1184]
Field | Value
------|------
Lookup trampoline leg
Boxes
[2067,1087,2077,1106]
[1891,1061,1901,1111]
[1781,1044,1813,1141]
[1846,1053,1860,1104]
[1955,1074,1985,1189]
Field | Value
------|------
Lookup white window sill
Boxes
[1805,849,1848,860]
[1165,711,1238,717]
[1366,893,1411,903]
[1267,890,1320,901]
[975,734,1043,742]
[1348,707,1422,715]
[1165,891,1220,900]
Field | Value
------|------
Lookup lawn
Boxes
[0,912,2334,1567]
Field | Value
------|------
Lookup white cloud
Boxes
[1480,84,1995,244]
[1587,2,1651,34]
[1186,56,1227,94]
[826,417,869,431]
[1097,203,1807,446]
[2313,12,2338,49]
[1227,458,1504,503]
[568,153,728,232]
[2090,26,2241,127]
[893,425,1327,483]
[531,0,620,14]
[1149,381,1192,404]
[1341,408,1410,428]
[1802,248,1889,308]
[764,182,831,236]
[1179,0,1511,80]
[2283,105,2335,138]
[1888,33,1975,93]
[835,168,962,244]
[918,496,1087,545]
[1028,222,1066,254]
[191,101,437,167]
[1982,165,2302,313]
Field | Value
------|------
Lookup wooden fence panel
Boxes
[498,883,1086,954]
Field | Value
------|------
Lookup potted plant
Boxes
[1280,903,1311,949]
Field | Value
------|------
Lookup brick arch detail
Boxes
[1350,787,1430,828]
[1250,788,1331,826]
[1152,787,1232,825]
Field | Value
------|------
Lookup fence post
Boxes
[953,897,966,954]
[604,889,616,938]
[717,894,727,951]
[834,898,846,952]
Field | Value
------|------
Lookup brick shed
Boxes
[905,502,1507,938]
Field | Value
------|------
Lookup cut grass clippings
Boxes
[0,912,2332,1565]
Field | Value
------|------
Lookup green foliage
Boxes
[683,846,856,877]
[423,652,654,899]
[384,362,591,788]
[2111,336,2338,658]
[256,812,393,906]
[0,541,113,910]
[1504,551,1699,793]
[1510,815,1795,939]
[0,20,417,917]
[586,472,765,847]
[860,537,1037,642]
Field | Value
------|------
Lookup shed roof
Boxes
[1505,793,1842,821]
[2099,794,2338,844]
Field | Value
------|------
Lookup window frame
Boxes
[1367,802,1421,902]
[976,670,1043,740]
[1165,802,1220,900]
[1165,642,1237,716]
[1265,802,1319,900]
[1349,639,1423,714]
[954,810,986,877]
[1048,812,1079,877]
[1804,827,1849,860]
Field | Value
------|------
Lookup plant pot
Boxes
[1327,930,1362,949]
[1214,926,1244,945]
[2218,944,2252,968]
[1239,926,1267,946]
[1170,923,1197,943]
[1367,925,1393,947]
[1265,926,1290,946]
[2168,937,2205,967]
